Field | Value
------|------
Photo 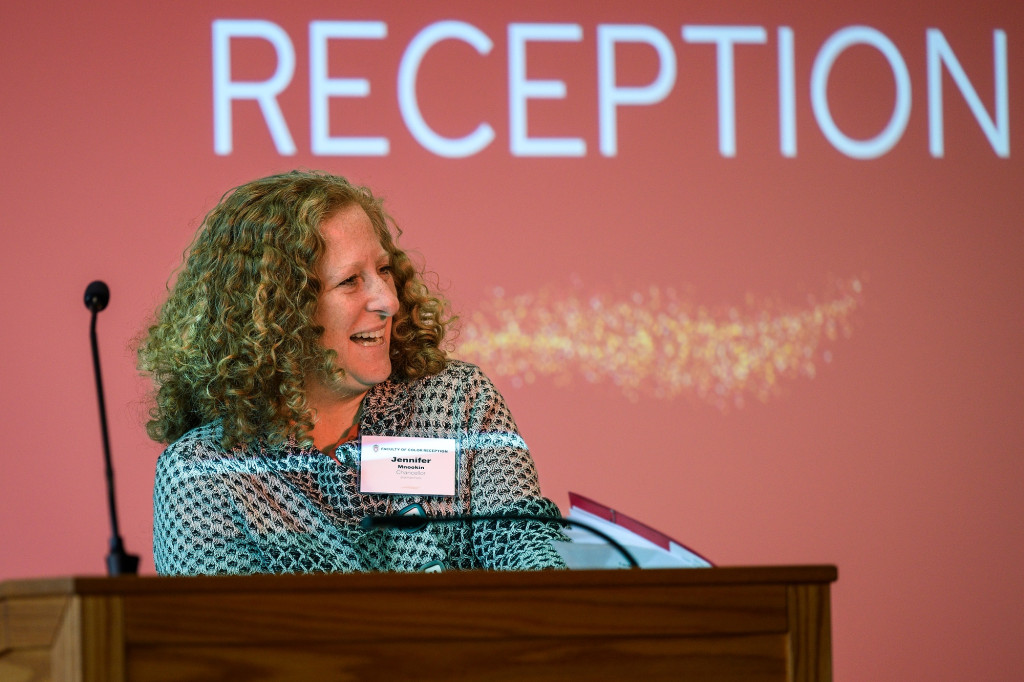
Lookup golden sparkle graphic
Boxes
[455,278,864,409]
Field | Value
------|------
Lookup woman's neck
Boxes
[306,390,367,452]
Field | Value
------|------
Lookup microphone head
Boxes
[84,280,110,312]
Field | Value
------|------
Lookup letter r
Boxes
[212,19,297,155]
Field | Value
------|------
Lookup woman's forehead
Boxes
[318,208,388,268]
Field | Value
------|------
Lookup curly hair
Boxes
[138,170,452,450]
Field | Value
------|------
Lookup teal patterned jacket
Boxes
[153,361,567,575]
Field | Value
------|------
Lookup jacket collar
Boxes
[360,376,412,434]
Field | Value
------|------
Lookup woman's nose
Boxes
[367,274,399,318]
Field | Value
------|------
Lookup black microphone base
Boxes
[107,550,140,576]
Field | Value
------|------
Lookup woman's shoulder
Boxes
[156,422,257,480]
[160,422,227,461]
[422,358,485,384]
[399,359,500,401]
[162,423,301,458]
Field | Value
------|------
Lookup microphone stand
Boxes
[86,281,140,576]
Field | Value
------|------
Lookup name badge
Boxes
[359,435,457,496]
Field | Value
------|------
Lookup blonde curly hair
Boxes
[138,170,451,449]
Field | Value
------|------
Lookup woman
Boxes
[139,170,566,575]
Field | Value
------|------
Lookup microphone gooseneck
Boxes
[84,281,140,576]
[361,513,640,569]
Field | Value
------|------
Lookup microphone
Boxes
[84,280,110,312]
[361,513,640,569]
[84,281,140,576]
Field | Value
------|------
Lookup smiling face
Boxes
[308,203,400,402]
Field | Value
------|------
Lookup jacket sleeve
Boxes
[458,365,568,570]
[153,436,368,575]
[152,440,265,575]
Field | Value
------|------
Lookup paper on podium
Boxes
[551,492,713,569]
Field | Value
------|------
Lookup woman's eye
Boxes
[339,276,357,287]
[379,265,393,276]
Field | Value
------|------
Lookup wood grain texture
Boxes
[51,597,81,682]
[121,582,787,644]
[77,597,124,682]
[0,649,51,682]
[1,567,837,682]
[48,597,126,682]
[0,595,66,682]
[1,596,66,650]
[126,635,789,682]
[786,584,832,682]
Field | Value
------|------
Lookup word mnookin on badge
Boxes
[359,435,458,496]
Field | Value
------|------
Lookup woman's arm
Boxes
[458,365,568,570]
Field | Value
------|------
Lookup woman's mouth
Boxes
[350,329,385,346]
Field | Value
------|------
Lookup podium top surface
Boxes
[0,565,836,599]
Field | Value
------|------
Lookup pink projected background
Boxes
[2,2,1022,680]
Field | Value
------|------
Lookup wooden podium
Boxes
[1,566,835,681]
